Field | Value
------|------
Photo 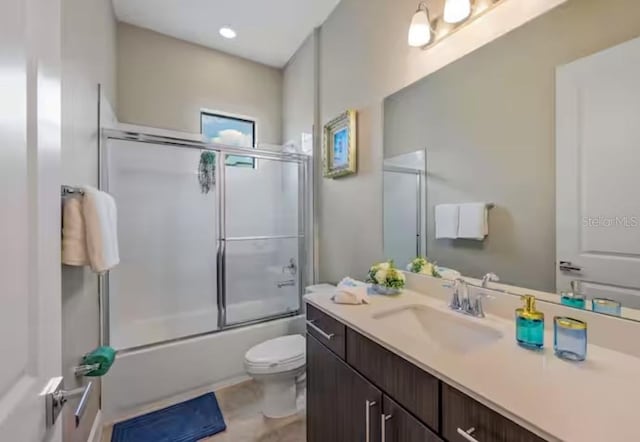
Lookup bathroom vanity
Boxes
[306,304,542,442]
[305,287,640,442]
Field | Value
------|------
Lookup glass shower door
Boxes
[222,155,302,326]
[105,140,218,350]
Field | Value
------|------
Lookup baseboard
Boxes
[87,409,103,442]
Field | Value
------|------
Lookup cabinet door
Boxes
[442,384,546,442]
[382,396,443,442]
[307,333,382,442]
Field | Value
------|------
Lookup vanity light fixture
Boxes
[443,0,472,24]
[408,2,433,48]
[219,26,237,39]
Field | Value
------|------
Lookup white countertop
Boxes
[305,289,640,442]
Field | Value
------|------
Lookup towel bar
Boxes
[61,185,84,196]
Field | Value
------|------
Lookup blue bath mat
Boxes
[111,393,226,442]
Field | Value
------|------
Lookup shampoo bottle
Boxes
[515,295,544,349]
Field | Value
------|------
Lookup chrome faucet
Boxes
[449,278,487,318]
[481,272,500,288]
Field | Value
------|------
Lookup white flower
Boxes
[420,262,434,275]
[378,262,390,271]
[375,269,388,284]
[397,271,406,282]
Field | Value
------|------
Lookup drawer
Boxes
[442,383,546,442]
[347,329,440,432]
[306,303,346,359]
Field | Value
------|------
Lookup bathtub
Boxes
[101,314,304,421]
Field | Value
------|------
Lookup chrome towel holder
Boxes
[61,185,85,196]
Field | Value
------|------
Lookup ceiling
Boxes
[112,0,341,68]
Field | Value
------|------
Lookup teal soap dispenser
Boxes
[515,295,545,349]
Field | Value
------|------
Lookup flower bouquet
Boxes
[408,256,442,278]
[367,260,405,295]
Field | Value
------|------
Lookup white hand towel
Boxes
[458,203,489,240]
[435,204,459,239]
[61,197,89,266]
[82,186,119,273]
[337,277,366,288]
[332,285,370,305]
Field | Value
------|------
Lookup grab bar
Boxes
[277,279,295,288]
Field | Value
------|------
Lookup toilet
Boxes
[244,334,306,418]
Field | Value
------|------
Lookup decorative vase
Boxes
[372,284,402,296]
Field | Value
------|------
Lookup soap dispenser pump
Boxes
[515,295,544,349]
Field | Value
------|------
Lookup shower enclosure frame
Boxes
[383,164,425,258]
[98,128,310,352]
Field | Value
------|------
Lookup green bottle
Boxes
[515,295,544,349]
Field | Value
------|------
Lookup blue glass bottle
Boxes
[560,291,586,309]
[515,295,544,349]
[592,298,621,316]
[554,317,587,361]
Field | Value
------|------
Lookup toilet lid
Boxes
[245,335,305,367]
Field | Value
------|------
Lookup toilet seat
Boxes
[245,335,305,374]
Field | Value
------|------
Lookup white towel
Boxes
[82,186,119,273]
[337,277,366,288]
[458,203,489,240]
[61,197,89,266]
[332,286,370,305]
[435,204,459,239]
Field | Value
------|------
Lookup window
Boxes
[200,111,256,168]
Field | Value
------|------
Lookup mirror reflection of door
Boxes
[383,150,426,270]
[556,36,640,310]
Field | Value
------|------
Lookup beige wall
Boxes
[283,34,316,148]
[117,23,283,144]
[384,0,640,291]
[313,0,567,283]
[61,0,117,440]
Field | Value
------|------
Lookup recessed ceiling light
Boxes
[219,27,237,39]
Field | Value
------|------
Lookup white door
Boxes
[0,0,63,439]
[556,36,640,309]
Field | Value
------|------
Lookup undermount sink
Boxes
[372,304,503,354]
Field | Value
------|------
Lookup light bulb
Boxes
[443,0,472,24]
[408,5,432,47]
[219,27,237,39]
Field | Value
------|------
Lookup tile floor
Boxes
[101,381,306,442]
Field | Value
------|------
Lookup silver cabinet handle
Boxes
[381,414,392,442]
[457,427,480,442]
[365,400,377,442]
[306,320,334,340]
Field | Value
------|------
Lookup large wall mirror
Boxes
[383,0,640,321]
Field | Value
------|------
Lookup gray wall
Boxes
[117,23,283,144]
[384,0,640,291]
[61,0,117,440]
[310,0,565,284]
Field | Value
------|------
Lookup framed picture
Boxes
[323,110,357,178]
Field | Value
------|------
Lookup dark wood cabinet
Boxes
[442,383,545,442]
[382,396,443,442]
[306,304,346,358]
[307,333,382,442]
[306,307,549,442]
[347,329,440,432]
